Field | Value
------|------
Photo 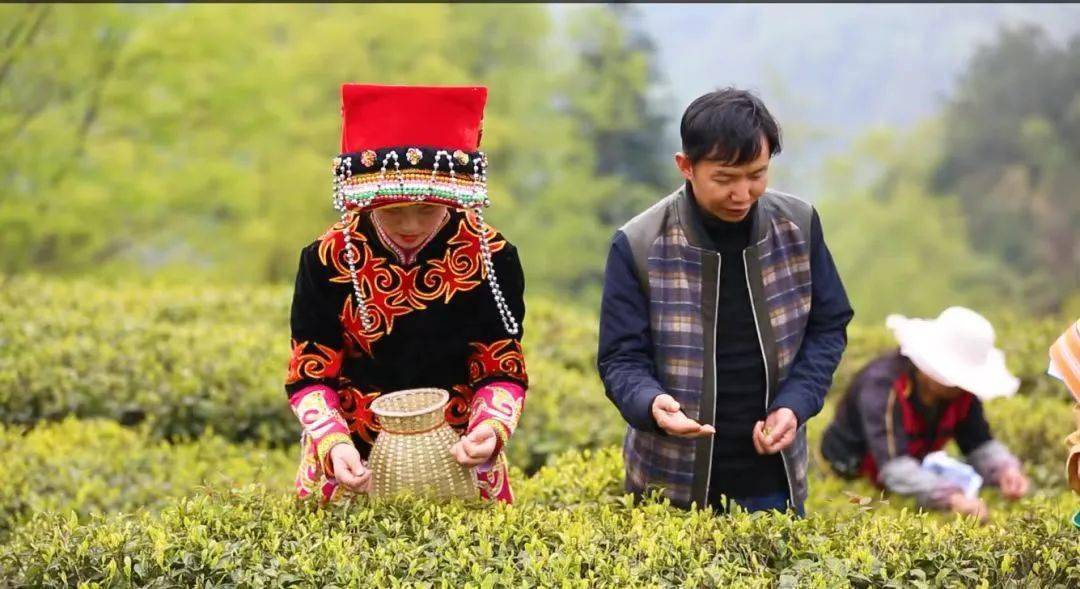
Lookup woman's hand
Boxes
[997,467,1030,500]
[330,443,371,493]
[947,492,990,524]
[450,423,498,466]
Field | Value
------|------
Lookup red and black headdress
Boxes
[330,84,517,336]
[332,84,490,212]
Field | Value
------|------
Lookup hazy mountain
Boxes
[555,4,1080,198]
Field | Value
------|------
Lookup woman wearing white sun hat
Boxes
[820,307,1029,521]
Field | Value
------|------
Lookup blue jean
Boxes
[716,490,805,518]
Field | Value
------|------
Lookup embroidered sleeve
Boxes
[467,381,526,463]
[290,386,352,475]
[286,245,351,473]
[286,245,346,397]
[466,243,528,388]
[463,242,528,470]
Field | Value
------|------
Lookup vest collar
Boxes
[677,183,770,250]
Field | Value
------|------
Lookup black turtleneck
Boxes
[695,198,789,501]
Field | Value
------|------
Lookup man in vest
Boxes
[598,88,854,515]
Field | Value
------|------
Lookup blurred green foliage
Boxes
[1,277,1072,479]
[0,4,670,306]
[1,6,1076,315]
[935,25,1080,313]
[820,22,1080,322]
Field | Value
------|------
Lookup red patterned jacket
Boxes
[286,208,528,503]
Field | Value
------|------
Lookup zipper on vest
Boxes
[743,248,796,507]
[703,253,720,506]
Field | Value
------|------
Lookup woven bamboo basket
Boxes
[368,388,478,501]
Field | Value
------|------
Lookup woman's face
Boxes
[914,368,967,403]
[372,203,448,247]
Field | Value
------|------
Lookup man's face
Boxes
[371,203,448,247]
[675,136,771,222]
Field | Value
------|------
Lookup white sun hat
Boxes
[885,306,1020,400]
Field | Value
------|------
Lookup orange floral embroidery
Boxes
[317,211,505,356]
[337,383,381,445]
[446,384,475,429]
[467,339,528,386]
[287,340,344,385]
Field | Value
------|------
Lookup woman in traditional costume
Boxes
[285,85,527,503]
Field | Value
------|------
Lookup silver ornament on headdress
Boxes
[330,148,518,336]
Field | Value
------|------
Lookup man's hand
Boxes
[752,408,798,455]
[330,442,371,493]
[997,467,1030,500]
[450,423,498,467]
[651,394,716,438]
[948,492,990,523]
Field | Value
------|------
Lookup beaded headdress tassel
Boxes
[330,84,519,336]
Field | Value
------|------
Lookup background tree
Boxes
[818,123,1010,324]
[0,4,672,307]
[1,6,1075,318]
[0,4,141,274]
[933,24,1080,313]
[496,4,674,303]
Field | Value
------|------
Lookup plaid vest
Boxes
[620,187,814,508]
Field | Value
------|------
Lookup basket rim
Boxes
[370,387,450,418]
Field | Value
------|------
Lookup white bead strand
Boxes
[472,205,519,336]
[339,212,374,332]
[478,152,490,208]
[332,156,352,212]
[429,150,450,202]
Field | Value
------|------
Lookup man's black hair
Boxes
[680,87,782,165]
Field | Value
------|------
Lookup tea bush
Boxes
[0,418,293,537]
[0,276,1073,476]
[1,446,1077,588]
[0,277,294,443]
[0,276,612,472]
[1,415,1070,542]
[0,416,1076,586]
